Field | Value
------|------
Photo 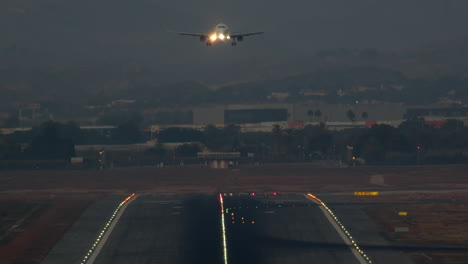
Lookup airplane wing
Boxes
[230,32,264,38]
[176,32,207,37]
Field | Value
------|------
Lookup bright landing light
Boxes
[219,34,225,40]
[210,34,217,41]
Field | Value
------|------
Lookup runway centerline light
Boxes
[218,193,229,264]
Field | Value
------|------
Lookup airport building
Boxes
[145,102,409,131]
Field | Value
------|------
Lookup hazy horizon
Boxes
[1,0,468,84]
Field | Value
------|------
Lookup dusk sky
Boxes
[1,0,468,84]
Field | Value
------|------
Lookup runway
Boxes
[43,192,420,264]
[92,194,222,264]
[67,193,366,264]
[222,193,361,264]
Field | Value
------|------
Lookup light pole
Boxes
[346,145,354,165]
[416,146,421,165]
[98,150,105,170]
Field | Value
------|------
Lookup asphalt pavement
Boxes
[42,195,125,264]
[223,193,361,264]
[93,194,222,264]
[44,193,412,264]
[86,193,362,264]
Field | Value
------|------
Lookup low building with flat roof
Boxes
[197,152,241,169]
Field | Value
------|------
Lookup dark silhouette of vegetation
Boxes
[145,143,166,160]
[112,120,142,144]
[175,143,201,157]
[26,121,76,160]
[346,110,356,122]
[315,110,322,121]
[202,125,241,152]
[2,118,468,166]
[361,112,368,120]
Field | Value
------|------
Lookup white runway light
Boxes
[307,193,372,264]
[219,193,229,264]
[80,193,136,264]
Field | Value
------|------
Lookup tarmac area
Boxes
[320,195,413,264]
[223,193,360,264]
[4,164,468,263]
[42,195,125,264]
[42,193,412,264]
[93,194,222,264]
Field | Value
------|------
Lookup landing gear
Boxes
[206,41,212,46]
[231,41,237,46]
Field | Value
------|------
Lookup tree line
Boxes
[1,118,467,166]
[154,120,468,165]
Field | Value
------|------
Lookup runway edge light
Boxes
[354,191,379,196]
[307,193,373,264]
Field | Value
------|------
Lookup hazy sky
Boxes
[1,0,468,83]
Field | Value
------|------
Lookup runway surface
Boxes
[87,193,361,264]
[223,193,361,264]
[42,195,126,264]
[93,194,222,264]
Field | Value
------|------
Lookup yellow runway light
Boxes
[354,191,379,196]
[307,193,323,203]
[398,211,408,216]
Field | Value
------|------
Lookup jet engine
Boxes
[237,36,244,42]
[200,36,206,42]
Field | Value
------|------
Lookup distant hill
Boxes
[1,38,468,114]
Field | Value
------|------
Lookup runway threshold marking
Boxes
[306,193,372,264]
[219,193,229,264]
[80,193,137,264]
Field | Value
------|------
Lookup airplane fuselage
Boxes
[209,23,231,42]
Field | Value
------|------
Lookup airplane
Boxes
[175,23,264,46]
